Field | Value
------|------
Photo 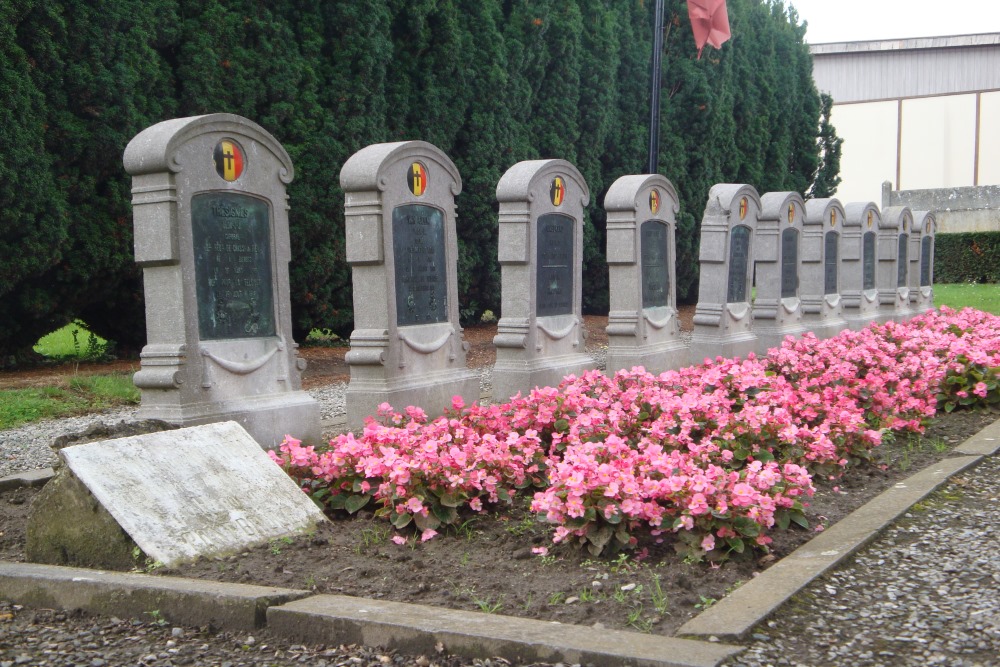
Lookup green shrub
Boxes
[933,232,1000,284]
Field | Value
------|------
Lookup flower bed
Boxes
[270,307,1000,560]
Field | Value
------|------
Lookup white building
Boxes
[811,33,1000,225]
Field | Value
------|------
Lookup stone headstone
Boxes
[752,192,807,355]
[690,184,760,365]
[841,202,882,331]
[876,206,912,323]
[911,211,936,313]
[801,198,848,340]
[340,141,478,431]
[26,422,326,569]
[492,160,594,400]
[604,174,686,374]
[124,114,320,449]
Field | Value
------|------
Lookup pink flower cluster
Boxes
[270,307,1000,558]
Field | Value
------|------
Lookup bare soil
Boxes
[1,408,994,638]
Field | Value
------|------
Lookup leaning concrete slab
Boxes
[268,594,743,667]
[954,418,1000,456]
[0,561,309,631]
[677,455,982,641]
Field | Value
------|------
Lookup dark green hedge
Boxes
[0,0,839,360]
[934,232,1000,284]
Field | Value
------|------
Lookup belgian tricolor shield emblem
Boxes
[649,189,661,215]
[408,162,428,196]
[867,211,874,228]
[788,203,796,224]
[550,176,566,206]
[739,197,747,220]
[214,140,245,182]
[830,209,837,227]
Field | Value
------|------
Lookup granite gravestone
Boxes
[124,114,320,448]
[492,160,594,400]
[876,206,912,323]
[690,184,761,364]
[911,211,937,313]
[604,174,686,374]
[339,142,478,431]
[802,198,848,340]
[752,192,807,355]
[841,202,883,331]
[26,422,327,569]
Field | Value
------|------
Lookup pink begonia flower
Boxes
[391,535,407,546]
[701,534,716,552]
[532,546,549,556]
[973,382,988,398]
[404,497,424,515]
[420,529,438,542]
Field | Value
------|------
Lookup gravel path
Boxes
[722,453,1000,667]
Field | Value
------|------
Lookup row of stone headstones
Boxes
[690,185,937,364]
[124,115,936,443]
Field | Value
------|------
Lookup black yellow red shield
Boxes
[550,176,565,206]
[649,188,661,215]
[830,209,837,227]
[408,162,428,196]
[788,203,796,224]
[214,140,245,182]
[867,211,874,228]
[739,196,747,220]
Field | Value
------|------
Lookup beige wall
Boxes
[832,92,996,203]
[829,101,898,204]
[899,94,977,190]
[979,91,1000,186]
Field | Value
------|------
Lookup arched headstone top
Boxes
[339,141,462,197]
[496,159,590,208]
[844,202,881,230]
[760,191,805,226]
[912,210,937,237]
[703,184,761,225]
[604,174,679,219]
[804,198,846,230]
[124,114,294,184]
[880,206,912,232]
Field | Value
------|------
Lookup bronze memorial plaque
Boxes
[537,213,575,317]
[640,220,669,309]
[897,234,909,288]
[192,193,275,340]
[781,227,798,299]
[863,232,876,291]
[393,204,448,327]
[824,231,839,295]
[726,225,751,304]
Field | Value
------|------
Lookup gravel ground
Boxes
[722,453,1000,667]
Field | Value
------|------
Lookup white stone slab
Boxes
[59,421,326,567]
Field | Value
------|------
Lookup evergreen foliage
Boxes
[0,0,838,360]
[933,232,1000,285]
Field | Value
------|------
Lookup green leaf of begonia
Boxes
[344,494,371,514]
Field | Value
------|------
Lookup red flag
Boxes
[687,0,731,59]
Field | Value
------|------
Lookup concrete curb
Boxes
[0,561,310,631]
[268,595,743,667]
[953,415,1000,456]
[676,454,984,641]
[0,467,55,492]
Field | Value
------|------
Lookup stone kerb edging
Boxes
[677,416,1000,642]
[3,416,1000,666]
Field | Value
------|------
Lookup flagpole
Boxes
[647,0,665,175]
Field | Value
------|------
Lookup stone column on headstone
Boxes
[841,202,882,331]
[339,141,479,431]
[124,114,320,449]
[689,184,760,365]
[752,192,807,355]
[492,160,595,401]
[911,211,937,313]
[802,198,848,340]
[604,174,686,375]
[876,206,912,324]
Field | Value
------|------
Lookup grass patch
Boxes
[33,321,110,360]
[934,283,1000,315]
[0,373,139,430]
